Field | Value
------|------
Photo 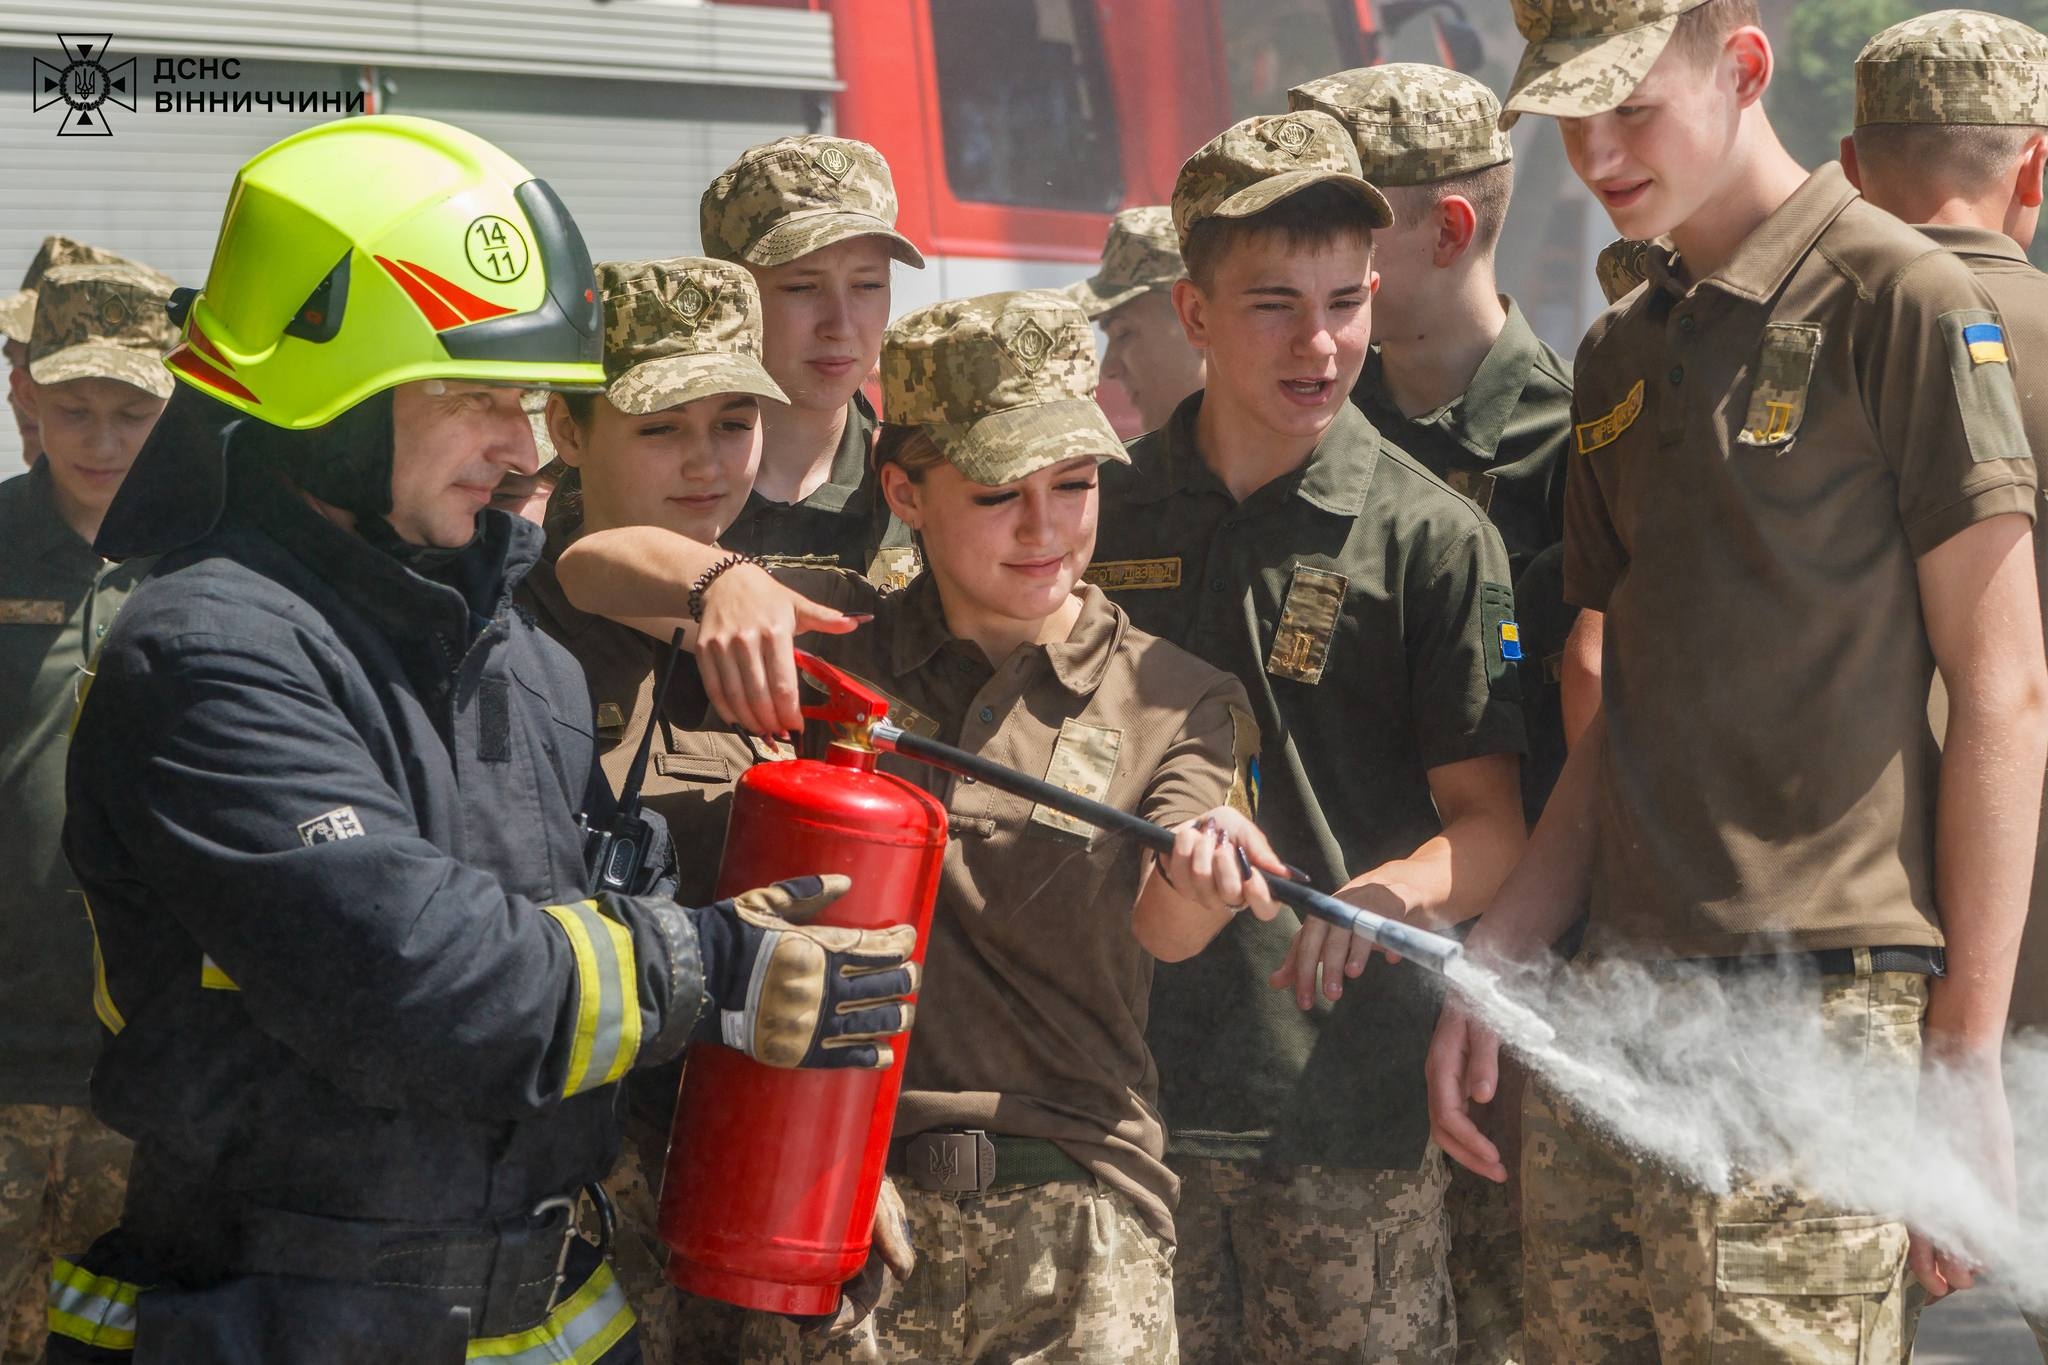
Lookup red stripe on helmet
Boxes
[185,321,236,370]
[374,254,465,331]
[397,259,517,324]
[168,346,260,405]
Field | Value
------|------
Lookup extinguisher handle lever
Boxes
[793,649,892,727]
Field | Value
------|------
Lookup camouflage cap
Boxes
[1289,65,1513,187]
[881,290,1129,485]
[1501,0,1712,128]
[701,136,926,271]
[1595,237,1654,303]
[598,257,788,416]
[1854,10,2048,127]
[521,388,559,467]
[27,261,177,398]
[0,235,131,345]
[1064,207,1183,319]
[1172,111,1393,252]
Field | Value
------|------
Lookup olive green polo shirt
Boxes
[1352,296,1573,579]
[1091,397,1526,1170]
[753,570,1254,1241]
[1916,222,2048,1031]
[0,463,152,1104]
[1353,296,1576,821]
[724,392,914,584]
[1565,166,2038,961]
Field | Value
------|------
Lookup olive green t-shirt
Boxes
[0,463,152,1104]
[1091,397,1526,1169]
[1565,167,2038,960]
[1917,222,2048,1031]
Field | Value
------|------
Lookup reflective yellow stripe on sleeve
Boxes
[541,899,642,1097]
[80,895,125,1036]
[467,1257,636,1362]
[48,1258,140,1351]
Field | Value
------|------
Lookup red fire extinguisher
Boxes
[660,651,949,1315]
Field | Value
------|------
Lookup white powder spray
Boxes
[1441,953,2048,1312]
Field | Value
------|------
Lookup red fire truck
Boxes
[725,0,1487,422]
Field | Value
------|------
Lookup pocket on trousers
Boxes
[1364,1207,1457,1363]
[1713,1215,1907,1363]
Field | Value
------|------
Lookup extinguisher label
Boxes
[1029,720,1123,841]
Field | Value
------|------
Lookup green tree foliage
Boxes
[1772,0,2048,166]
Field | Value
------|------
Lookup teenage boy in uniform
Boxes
[1843,12,2048,1357]
[1290,61,1579,1364]
[1065,206,1207,435]
[0,237,130,467]
[0,259,175,1364]
[1091,109,1530,1363]
[1427,4,2048,1362]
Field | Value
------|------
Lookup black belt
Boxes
[886,1130,1088,1196]
[1692,944,1945,978]
[223,1185,611,1337]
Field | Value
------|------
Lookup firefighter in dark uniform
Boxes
[50,115,919,1364]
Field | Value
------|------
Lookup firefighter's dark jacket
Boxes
[63,459,707,1226]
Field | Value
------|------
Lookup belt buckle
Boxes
[905,1130,993,1195]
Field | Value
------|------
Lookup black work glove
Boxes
[691,875,919,1070]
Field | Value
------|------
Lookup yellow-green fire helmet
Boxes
[166,115,604,428]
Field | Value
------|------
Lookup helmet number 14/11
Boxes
[466,216,530,283]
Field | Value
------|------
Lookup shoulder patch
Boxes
[1941,309,2031,464]
[1085,557,1182,592]
[1574,379,1644,455]
[297,806,366,846]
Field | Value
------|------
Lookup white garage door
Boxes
[0,51,818,470]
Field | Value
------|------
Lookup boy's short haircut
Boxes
[1668,0,1762,69]
[1382,161,1517,250]
[1852,122,2048,194]
[1182,184,1380,291]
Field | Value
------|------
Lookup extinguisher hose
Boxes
[865,720,1464,978]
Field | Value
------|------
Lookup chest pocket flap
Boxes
[1736,322,1822,448]
[1028,719,1123,841]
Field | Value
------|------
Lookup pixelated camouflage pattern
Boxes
[602,1110,753,1363]
[1446,1158,1523,1365]
[1736,322,1822,447]
[521,387,559,466]
[2,1105,130,1364]
[26,262,177,399]
[1172,111,1392,251]
[881,290,1128,486]
[1171,1153,1454,1365]
[701,136,925,271]
[1596,237,1654,303]
[1289,64,1513,187]
[740,1178,1175,1364]
[1502,0,1712,128]
[1066,207,1183,320]
[0,236,131,345]
[597,257,787,416]
[1855,10,2048,127]
[1522,966,1924,1365]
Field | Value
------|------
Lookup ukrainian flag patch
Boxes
[1500,621,1523,661]
[1963,322,2009,365]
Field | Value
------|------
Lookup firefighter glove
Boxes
[696,874,920,1070]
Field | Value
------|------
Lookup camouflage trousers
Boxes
[605,1107,754,1363]
[1446,1158,1522,1365]
[741,1178,1175,1364]
[1169,1150,1455,1364]
[1,1105,130,1365]
[1522,968,1927,1365]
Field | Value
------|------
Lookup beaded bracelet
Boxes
[687,552,763,621]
